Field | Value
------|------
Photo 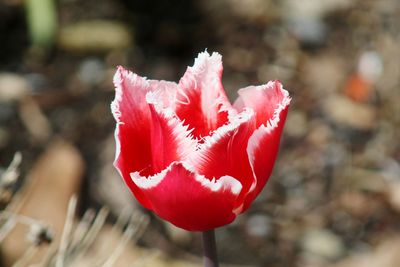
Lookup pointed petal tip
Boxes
[113,65,127,85]
[196,50,222,61]
[191,50,223,74]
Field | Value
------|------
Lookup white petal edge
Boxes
[130,162,242,196]
[111,67,148,167]
[111,66,178,123]
[182,107,254,176]
[111,66,149,123]
[179,51,236,125]
[245,83,291,192]
[190,51,223,79]
[146,91,197,160]
[199,107,254,149]
[246,83,291,164]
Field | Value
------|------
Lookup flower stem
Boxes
[202,229,219,267]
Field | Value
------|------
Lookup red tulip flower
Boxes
[111,52,291,232]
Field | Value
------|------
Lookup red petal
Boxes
[112,66,178,208]
[241,90,291,212]
[234,81,288,128]
[146,93,196,174]
[186,109,256,211]
[131,162,242,231]
[175,52,234,139]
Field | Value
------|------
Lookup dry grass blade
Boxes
[74,206,109,255]
[0,216,17,243]
[55,195,78,267]
[0,152,22,187]
[12,246,39,267]
[68,209,96,251]
[101,213,149,267]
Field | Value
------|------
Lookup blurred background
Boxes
[0,0,400,266]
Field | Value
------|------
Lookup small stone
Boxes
[225,47,257,72]
[289,17,327,47]
[387,181,400,212]
[301,228,345,261]
[0,73,31,102]
[284,110,308,138]
[227,0,280,22]
[284,0,353,20]
[245,214,272,238]
[284,0,353,47]
[323,95,376,130]
[257,64,295,83]
[58,20,132,53]
[358,51,383,84]
[78,58,106,86]
[24,73,48,93]
[339,192,372,217]
[342,168,387,193]
[304,56,347,96]
[306,121,333,147]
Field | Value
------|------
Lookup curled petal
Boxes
[146,93,197,173]
[131,162,242,231]
[234,81,289,128]
[175,51,234,138]
[112,66,179,208]
[187,109,256,210]
[242,92,291,212]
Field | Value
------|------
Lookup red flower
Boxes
[111,52,291,231]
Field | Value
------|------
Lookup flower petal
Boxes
[131,162,242,231]
[234,81,288,128]
[146,93,196,174]
[186,109,256,211]
[241,90,291,212]
[111,66,178,208]
[175,51,234,139]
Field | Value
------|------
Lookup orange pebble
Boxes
[344,74,371,103]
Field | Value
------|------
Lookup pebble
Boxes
[58,20,132,53]
[358,51,383,84]
[24,73,48,93]
[284,110,308,138]
[342,168,387,193]
[225,47,257,72]
[245,214,272,239]
[284,0,353,47]
[284,0,353,20]
[78,58,106,86]
[288,17,327,47]
[322,95,376,130]
[304,56,346,96]
[227,0,280,22]
[0,73,31,102]
[306,121,333,147]
[301,228,345,261]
